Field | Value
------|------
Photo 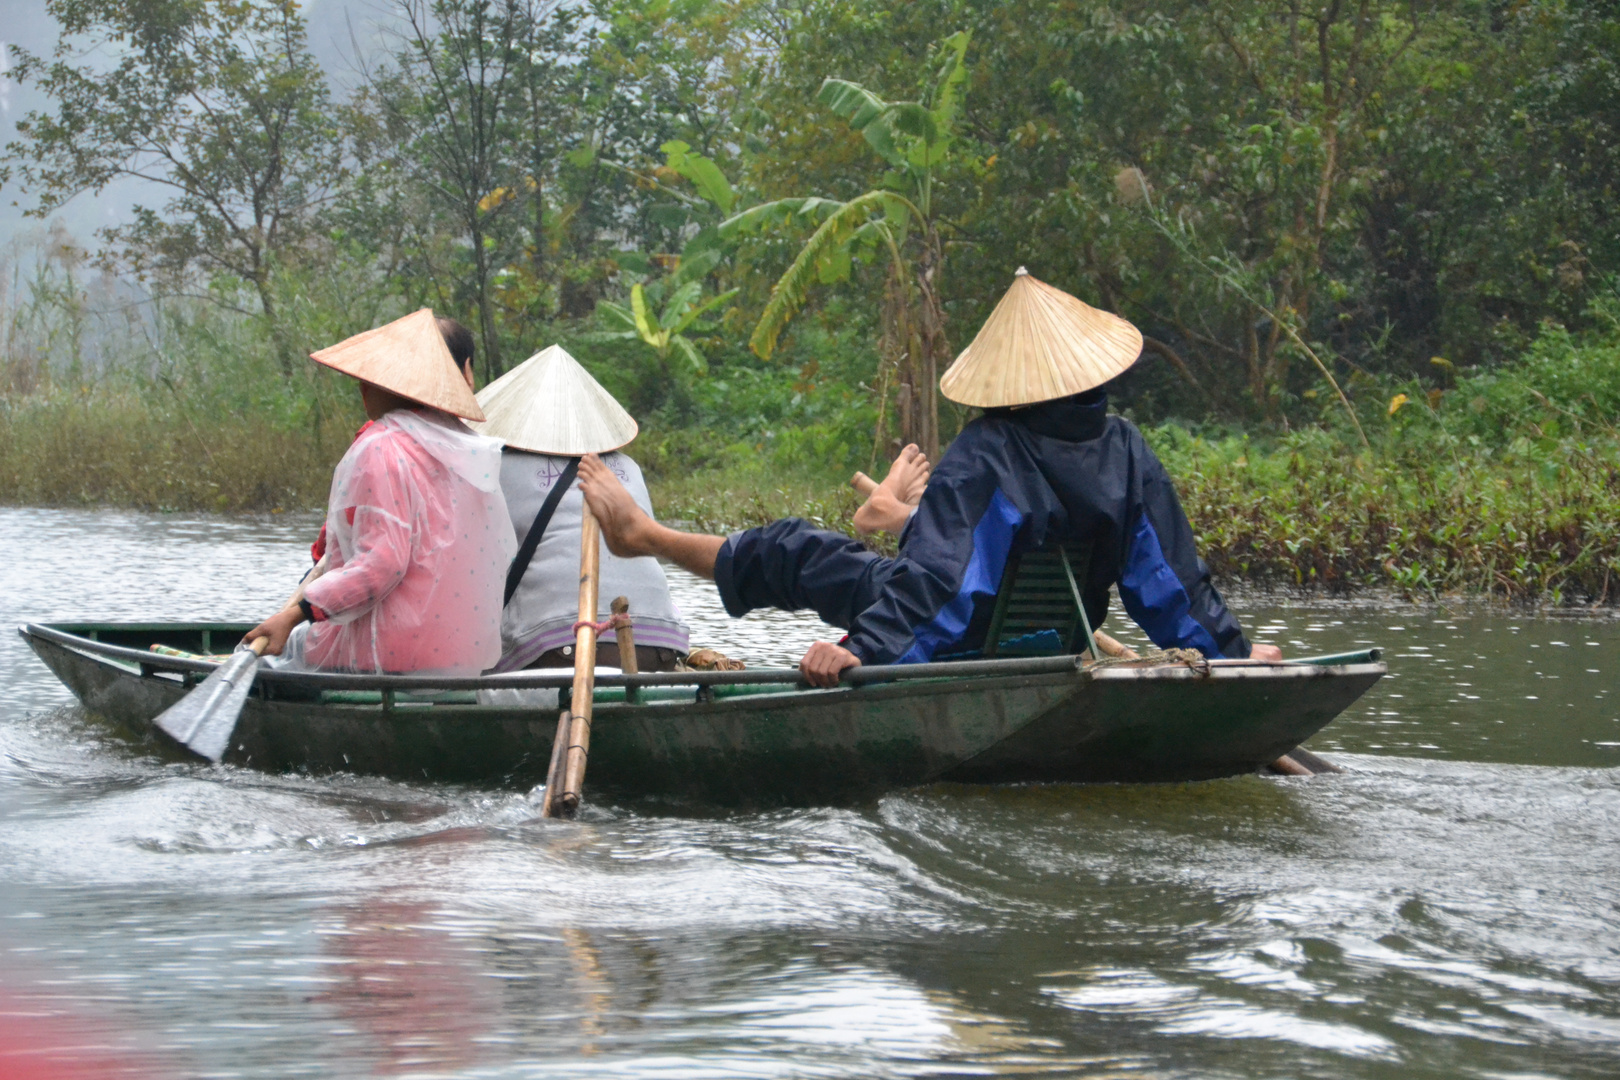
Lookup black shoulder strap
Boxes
[504,456,581,606]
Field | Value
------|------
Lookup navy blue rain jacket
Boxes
[844,392,1248,663]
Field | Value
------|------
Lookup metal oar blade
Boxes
[153,638,267,763]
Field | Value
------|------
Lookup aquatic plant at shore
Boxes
[4,386,1616,603]
[1162,433,1620,605]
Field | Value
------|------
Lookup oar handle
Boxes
[247,636,270,657]
[1092,629,1138,660]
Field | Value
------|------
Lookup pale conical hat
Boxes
[939,268,1142,408]
[469,344,639,455]
[310,308,485,421]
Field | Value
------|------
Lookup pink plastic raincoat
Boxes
[300,408,515,674]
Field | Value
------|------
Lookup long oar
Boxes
[544,508,603,819]
[153,636,269,762]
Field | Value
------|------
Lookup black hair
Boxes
[437,316,476,374]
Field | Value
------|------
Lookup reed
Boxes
[0,385,357,512]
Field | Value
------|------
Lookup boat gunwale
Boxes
[21,622,1386,702]
[19,622,1090,692]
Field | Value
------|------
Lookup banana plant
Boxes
[589,247,737,375]
[719,30,973,459]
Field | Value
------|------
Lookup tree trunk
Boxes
[531,173,546,281]
[1246,312,1266,410]
[469,216,503,383]
[912,227,949,461]
[878,259,909,459]
[252,267,294,377]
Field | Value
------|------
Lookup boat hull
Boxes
[22,622,1385,804]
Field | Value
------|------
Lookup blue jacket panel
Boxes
[845,395,1249,664]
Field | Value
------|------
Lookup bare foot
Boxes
[853,444,931,535]
[578,454,657,557]
[1250,643,1284,662]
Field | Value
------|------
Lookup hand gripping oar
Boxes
[153,636,269,763]
[541,508,603,819]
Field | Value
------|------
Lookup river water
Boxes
[1,507,1617,1078]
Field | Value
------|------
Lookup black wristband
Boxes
[298,597,315,622]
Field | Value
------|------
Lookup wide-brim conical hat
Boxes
[939,268,1142,408]
[469,344,638,455]
[310,308,485,421]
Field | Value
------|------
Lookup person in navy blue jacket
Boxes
[578,268,1278,685]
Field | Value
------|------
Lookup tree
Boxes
[591,250,737,376]
[588,139,738,408]
[723,30,972,461]
[2,0,343,373]
[371,0,547,382]
[1171,0,1438,412]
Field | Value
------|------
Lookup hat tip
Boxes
[1014,266,1029,276]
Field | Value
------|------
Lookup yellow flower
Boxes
[477,187,515,213]
[1387,393,1409,416]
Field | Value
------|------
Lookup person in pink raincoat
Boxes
[244,310,516,675]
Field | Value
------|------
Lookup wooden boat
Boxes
[19,620,1385,805]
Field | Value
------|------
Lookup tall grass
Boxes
[0,233,373,511]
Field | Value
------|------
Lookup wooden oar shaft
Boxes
[537,709,569,819]
[612,596,637,703]
[557,509,602,816]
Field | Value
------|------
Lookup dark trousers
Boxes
[714,518,896,629]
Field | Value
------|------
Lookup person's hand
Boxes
[1250,643,1283,663]
[801,641,861,687]
[242,606,304,656]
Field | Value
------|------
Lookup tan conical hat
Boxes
[310,308,485,421]
[469,344,638,455]
[939,268,1142,408]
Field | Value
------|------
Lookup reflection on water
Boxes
[1,508,1618,1078]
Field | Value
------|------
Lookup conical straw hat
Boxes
[310,308,485,421]
[939,268,1142,408]
[469,344,639,455]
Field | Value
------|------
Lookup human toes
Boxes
[887,444,920,477]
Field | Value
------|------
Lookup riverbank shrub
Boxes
[654,307,1620,606]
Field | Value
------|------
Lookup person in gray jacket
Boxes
[471,345,691,672]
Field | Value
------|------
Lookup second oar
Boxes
[543,507,603,818]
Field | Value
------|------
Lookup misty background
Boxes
[0,0,385,249]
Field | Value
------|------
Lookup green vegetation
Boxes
[653,297,1620,603]
[1,0,1617,604]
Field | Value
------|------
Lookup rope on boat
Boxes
[1087,646,1209,673]
[571,612,632,637]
